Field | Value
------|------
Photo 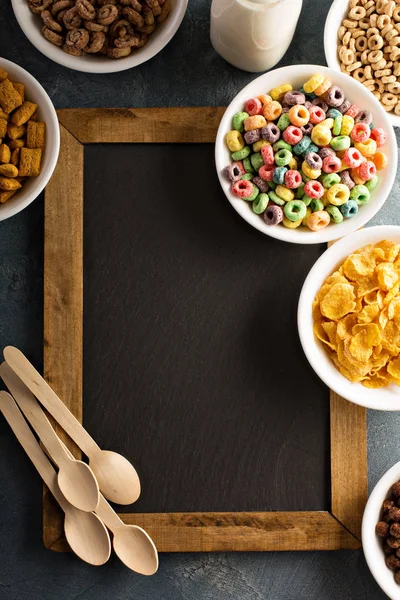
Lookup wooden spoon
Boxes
[0,362,100,513]
[4,346,141,505]
[0,391,111,566]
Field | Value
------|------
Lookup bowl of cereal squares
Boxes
[0,58,59,221]
[298,226,400,410]
[363,461,400,600]
[215,64,397,244]
[324,0,400,127]
[11,0,188,74]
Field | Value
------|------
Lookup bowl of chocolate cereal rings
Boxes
[11,0,188,73]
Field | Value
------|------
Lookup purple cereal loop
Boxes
[264,204,283,225]
[301,122,314,136]
[312,97,329,113]
[281,106,290,113]
[304,100,313,110]
[284,90,306,106]
[252,176,269,193]
[323,85,345,107]
[355,109,372,125]
[340,169,355,190]
[319,147,336,159]
[261,123,280,143]
[244,129,261,144]
[224,162,243,182]
[305,151,322,170]
[338,98,351,114]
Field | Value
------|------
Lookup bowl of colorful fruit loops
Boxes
[215,65,397,244]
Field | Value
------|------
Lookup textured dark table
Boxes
[0,0,399,598]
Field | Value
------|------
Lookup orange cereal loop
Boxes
[314,78,332,96]
[351,167,366,184]
[244,115,266,131]
[307,210,330,231]
[288,104,309,127]
[257,94,272,106]
[373,151,388,170]
[263,101,282,121]
[303,74,325,94]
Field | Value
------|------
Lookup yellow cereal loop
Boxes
[226,130,245,152]
[326,183,350,206]
[257,94,272,106]
[283,216,302,228]
[244,115,267,131]
[302,207,312,225]
[302,161,321,179]
[253,139,270,152]
[314,78,332,96]
[269,83,292,101]
[311,124,332,146]
[276,185,294,202]
[320,118,334,129]
[303,74,325,94]
[288,156,298,170]
[354,138,377,157]
[340,115,354,136]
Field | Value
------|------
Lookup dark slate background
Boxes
[0,0,399,598]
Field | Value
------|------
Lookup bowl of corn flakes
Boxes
[298,226,400,410]
[0,58,59,221]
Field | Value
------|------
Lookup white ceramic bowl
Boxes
[324,0,400,129]
[12,0,188,74]
[298,226,400,411]
[363,461,400,600]
[215,64,397,245]
[0,58,59,222]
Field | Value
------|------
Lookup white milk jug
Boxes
[210,0,303,73]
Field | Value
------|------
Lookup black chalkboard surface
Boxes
[82,143,329,514]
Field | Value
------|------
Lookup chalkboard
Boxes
[43,108,367,552]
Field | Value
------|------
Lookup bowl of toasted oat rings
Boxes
[12,0,188,74]
[0,58,59,221]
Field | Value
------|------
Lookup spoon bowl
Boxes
[113,525,159,575]
[90,450,141,505]
[57,459,100,513]
[64,507,111,566]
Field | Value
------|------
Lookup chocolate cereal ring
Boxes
[41,25,64,45]
[146,0,161,15]
[51,0,73,15]
[28,0,52,14]
[122,7,144,27]
[84,31,106,52]
[120,0,142,10]
[63,7,82,29]
[107,45,132,58]
[114,33,140,47]
[76,0,96,20]
[97,4,119,25]
[109,18,130,37]
[66,27,90,49]
[85,20,109,31]
[63,43,82,55]
[41,9,63,32]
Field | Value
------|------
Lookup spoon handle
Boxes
[0,362,72,469]
[4,346,97,456]
[0,391,69,512]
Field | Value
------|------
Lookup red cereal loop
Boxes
[322,155,341,173]
[261,144,274,165]
[284,169,302,189]
[232,179,254,199]
[358,160,376,181]
[370,127,387,147]
[309,105,326,124]
[345,104,359,118]
[343,147,363,168]
[351,122,370,143]
[304,180,324,198]
[258,165,274,181]
[245,97,263,116]
[283,125,303,145]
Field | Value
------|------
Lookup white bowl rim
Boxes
[324,0,400,128]
[215,64,398,245]
[298,226,400,411]
[362,460,400,600]
[0,57,60,221]
[11,0,188,74]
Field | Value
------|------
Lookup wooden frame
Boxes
[43,108,367,553]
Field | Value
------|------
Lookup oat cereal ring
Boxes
[394,5,400,20]
[352,29,365,38]
[343,30,351,45]
[41,10,63,32]
[359,16,370,29]
[66,27,90,49]
[356,35,368,50]
[377,14,390,28]
[364,64,372,78]
[343,18,358,28]
[353,67,366,81]
[41,25,63,45]
[341,48,355,65]
[391,47,400,59]
[338,25,347,39]
[372,58,387,69]
[84,30,106,52]
[97,4,119,25]
[376,0,389,12]
[385,0,396,15]
[347,60,363,71]
[375,68,392,76]
[349,37,356,51]
[373,91,382,100]
[367,27,379,37]
[385,27,398,40]
[349,5,366,18]
[28,0,52,14]
[368,49,383,62]
[368,34,384,49]
[388,81,400,93]
[122,7,144,27]
[146,0,161,15]
[63,7,82,29]
[382,91,398,104]
[76,0,96,20]
[383,74,397,82]
[370,13,378,27]
[107,45,131,58]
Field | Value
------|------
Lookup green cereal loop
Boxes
[326,205,343,224]
[277,113,291,131]
[232,111,249,132]
[243,157,254,173]
[350,184,370,206]
[241,173,253,181]
[302,194,312,206]
[321,173,340,188]
[293,136,311,156]
[252,193,269,214]
[250,152,264,171]
[268,181,277,190]
[365,175,379,191]
[327,108,342,119]
[273,139,292,152]
[231,146,251,160]
[284,199,307,222]
[330,135,351,151]
[274,148,292,167]
[310,198,324,212]
[268,190,285,206]
[295,182,305,199]
[244,183,259,201]
[332,115,342,136]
